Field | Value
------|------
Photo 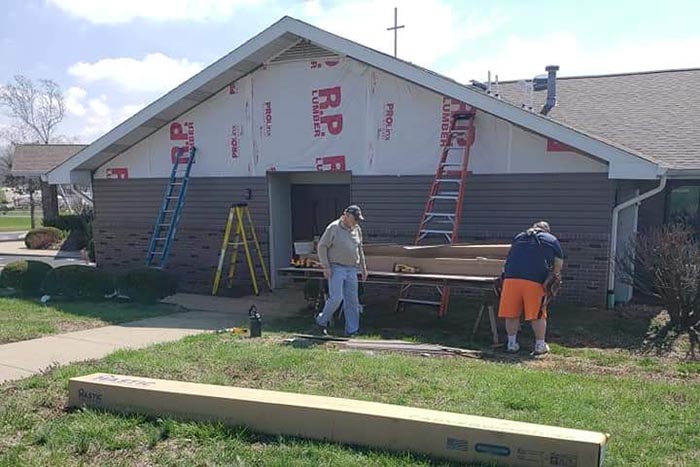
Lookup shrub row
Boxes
[0,261,177,303]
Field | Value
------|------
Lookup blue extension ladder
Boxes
[145,146,196,268]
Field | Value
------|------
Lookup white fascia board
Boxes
[66,170,92,186]
[284,20,661,180]
[47,19,295,184]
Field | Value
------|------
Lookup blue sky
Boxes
[1,0,699,142]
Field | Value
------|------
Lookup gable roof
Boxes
[11,144,87,177]
[496,68,700,170]
[48,16,664,184]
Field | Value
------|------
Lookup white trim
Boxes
[48,16,662,184]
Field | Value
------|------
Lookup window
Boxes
[667,185,700,222]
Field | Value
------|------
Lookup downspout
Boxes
[606,173,667,309]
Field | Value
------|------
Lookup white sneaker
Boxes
[531,343,550,356]
[506,342,520,353]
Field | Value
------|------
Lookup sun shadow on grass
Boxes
[16,298,182,325]
[54,408,475,467]
[262,290,670,358]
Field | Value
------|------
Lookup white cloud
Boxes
[448,34,700,82]
[64,86,88,117]
[47,0,264,23]
[293,0,508,68]
[68,53,204,93]
[61,88,146,142]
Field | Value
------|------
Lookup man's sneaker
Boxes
[506,342,520,353]
[315,324,328,336]
[531,343,550,356]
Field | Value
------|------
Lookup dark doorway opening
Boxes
[291,184,350,241]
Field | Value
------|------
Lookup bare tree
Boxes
[0,76,66,226]
[617,224,700,358]
[0,75,65,144]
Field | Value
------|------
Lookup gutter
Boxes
[606,173,668,309]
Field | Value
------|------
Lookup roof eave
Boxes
[48,17,300,184]
[664,167,700,179]
[48,16,663,183]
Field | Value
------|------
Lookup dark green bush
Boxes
[24,227,64,249]
[42,265,114,299]
[87,239,96,262]
[0,260,53,295]
[43,215,87,233]
[117,268,178,303]
[44,214,93,250]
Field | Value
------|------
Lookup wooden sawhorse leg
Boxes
[471,301,500,346]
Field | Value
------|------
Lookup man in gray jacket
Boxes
[315,205,368,336]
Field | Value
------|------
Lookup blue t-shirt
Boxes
[503,231,564,284]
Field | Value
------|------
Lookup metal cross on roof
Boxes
[386,7,405,58]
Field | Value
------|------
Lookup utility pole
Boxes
[386,7,405,58]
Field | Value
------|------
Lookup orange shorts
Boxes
[498,278,547,321]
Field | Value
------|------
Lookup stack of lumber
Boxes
[364,243,508,277]
[287,335,487,358]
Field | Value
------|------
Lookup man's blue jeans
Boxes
[315,264,360,335]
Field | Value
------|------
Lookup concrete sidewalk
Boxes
[0,231,27,242]
[0,289,306,384]
[0,240,83,259]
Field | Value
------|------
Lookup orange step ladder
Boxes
[396,108,477,316]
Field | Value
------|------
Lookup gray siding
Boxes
[93,173,615,305]
[352,173,615,306]
[351,173,614,239]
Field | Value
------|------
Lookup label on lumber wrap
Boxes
[549,452,578,466]
[445,437,469,452]
[475,442,511,457]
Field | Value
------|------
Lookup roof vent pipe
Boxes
[541,65,559,114]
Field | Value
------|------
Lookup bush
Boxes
[618,224,700,357]
[0,260,53,295]
[44,213,93,251]
[43,215,87,233]
[24,227,64,249]
[117,268,178,303]
[87,239,96,262]
[42,265,114,299]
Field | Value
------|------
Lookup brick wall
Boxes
[94,223,270,295]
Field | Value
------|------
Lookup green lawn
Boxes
[1,293,698,465]
[0,214,31,232]
[0,331,698,466]
[0,298,181,344]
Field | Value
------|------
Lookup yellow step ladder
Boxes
[212,203,271,296]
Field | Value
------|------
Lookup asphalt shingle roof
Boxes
[496,68,700,169]
[11,144,87,176]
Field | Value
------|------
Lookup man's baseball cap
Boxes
[345,205,365,221]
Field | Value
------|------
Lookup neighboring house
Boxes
[11,144,88,217]
[48,17,689,307]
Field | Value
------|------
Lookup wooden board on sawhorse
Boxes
[212,203,271,296]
